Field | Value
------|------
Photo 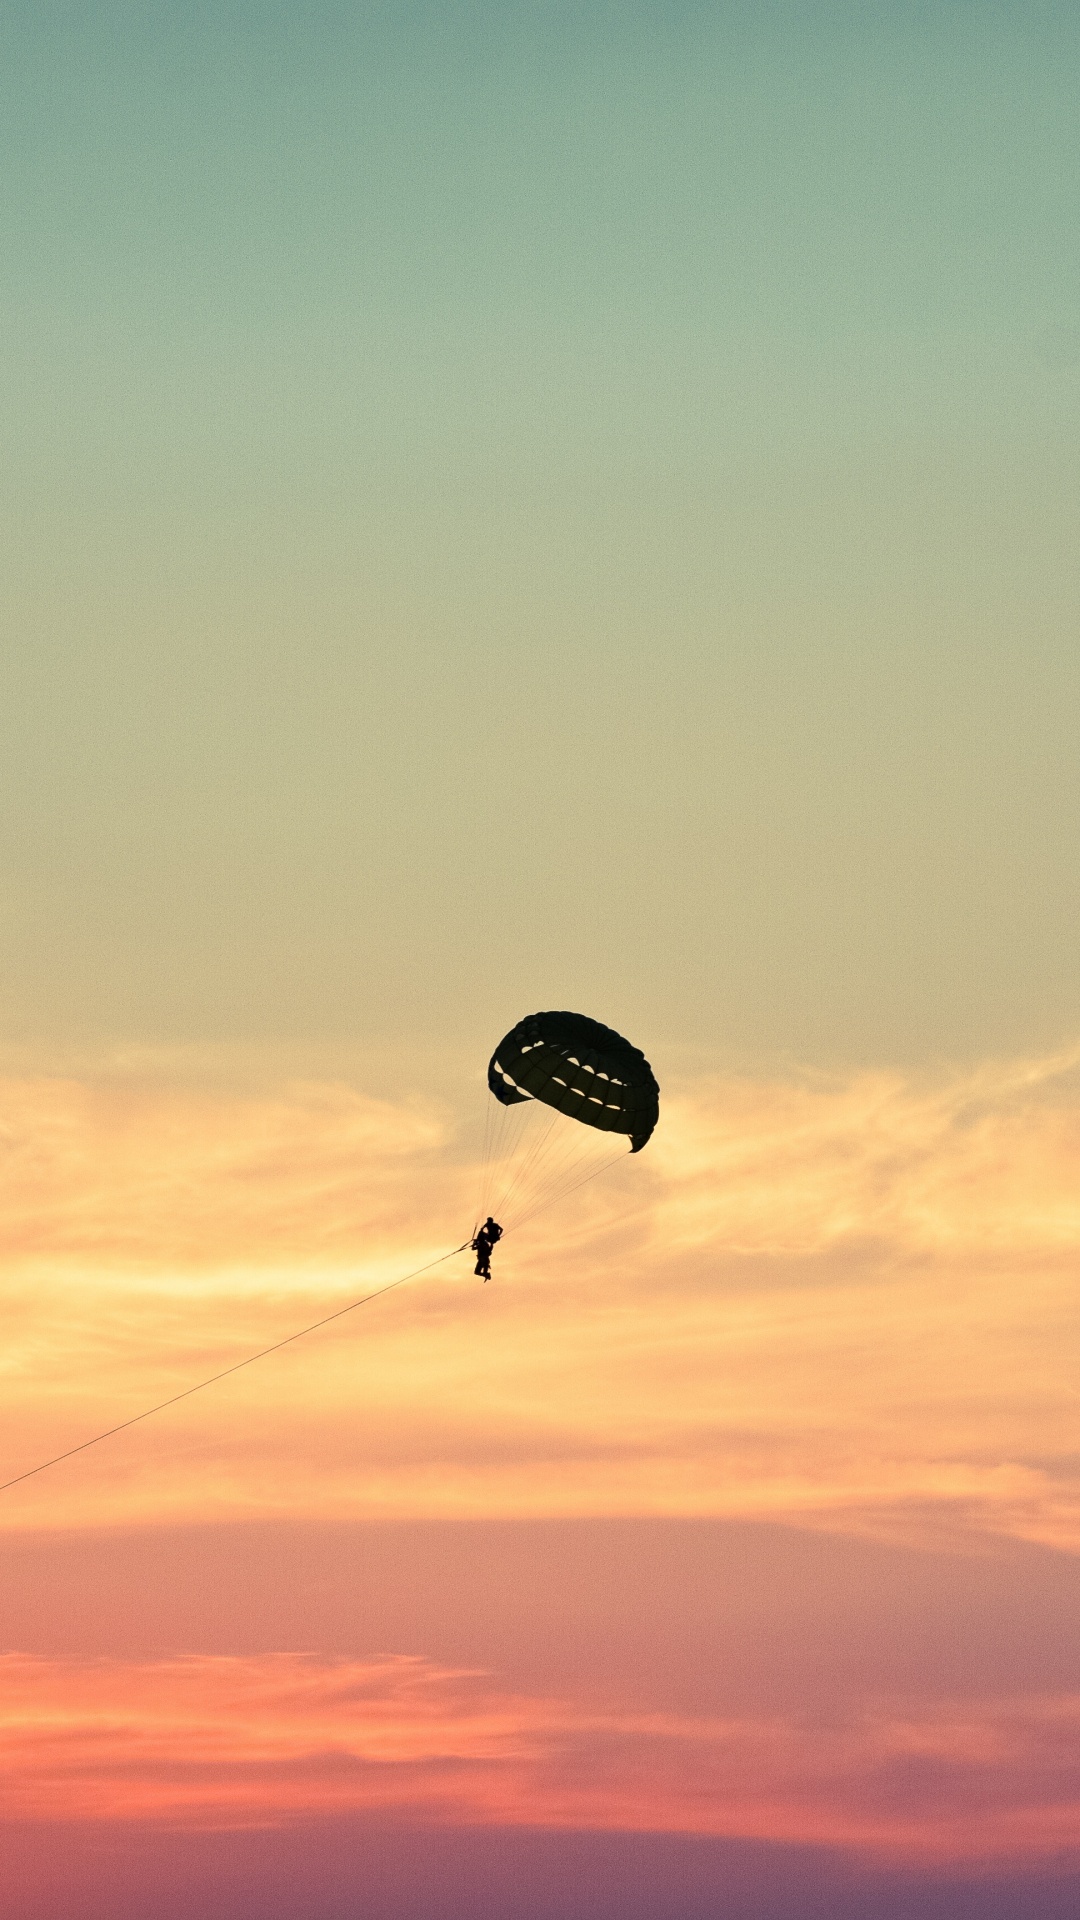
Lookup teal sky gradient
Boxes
[3,1,1079,1069]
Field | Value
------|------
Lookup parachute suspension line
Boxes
[484,1098,544,1222]
[477,1090,517,1228]
[482,1104,627,1235]
[504,1146,630,1234]
[481,1093,630,1236]
[496,1113,583,1227]
[474,1085,498,1233]
[489,1105,561,1222]
[497,1098,619,1231]
[0,1240,473,1499]
[491,1095,520,1205]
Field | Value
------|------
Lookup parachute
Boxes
[489,1011,659,1150]
[476,1011,659,1234]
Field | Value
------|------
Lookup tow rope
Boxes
[0,1240,473,1496]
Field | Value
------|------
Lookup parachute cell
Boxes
[487,1010,659,1153]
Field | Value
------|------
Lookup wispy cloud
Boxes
[0,1652,1077,1866]
[0,1072,452,1268]
[650,1048,1080,1259]
[0,1052,1077,1546]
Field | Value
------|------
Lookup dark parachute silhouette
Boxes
[488,1011,659,1152]
[475,1012,659,1240]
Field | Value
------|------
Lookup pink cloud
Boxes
[0,1652,1077,1867]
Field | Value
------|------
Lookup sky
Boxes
[2,2,1080,1915]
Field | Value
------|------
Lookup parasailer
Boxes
[472,1216,503,1280]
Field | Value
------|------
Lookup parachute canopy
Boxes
[488,1011,659,1153]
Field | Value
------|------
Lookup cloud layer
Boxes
[0,1052,1068,1543]
[1,1050,1079,1892]
[1,1650,1078,1867]
[1,1051,1078,1543]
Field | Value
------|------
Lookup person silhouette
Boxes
[472,1217,503,1280]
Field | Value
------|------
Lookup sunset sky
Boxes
[3,3,1080,1916]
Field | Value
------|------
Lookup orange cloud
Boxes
[0,1652,1076,1867]
[651,1047,1080,1260]
[0,1050,1078,1548]
[0,1071,451,1268]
